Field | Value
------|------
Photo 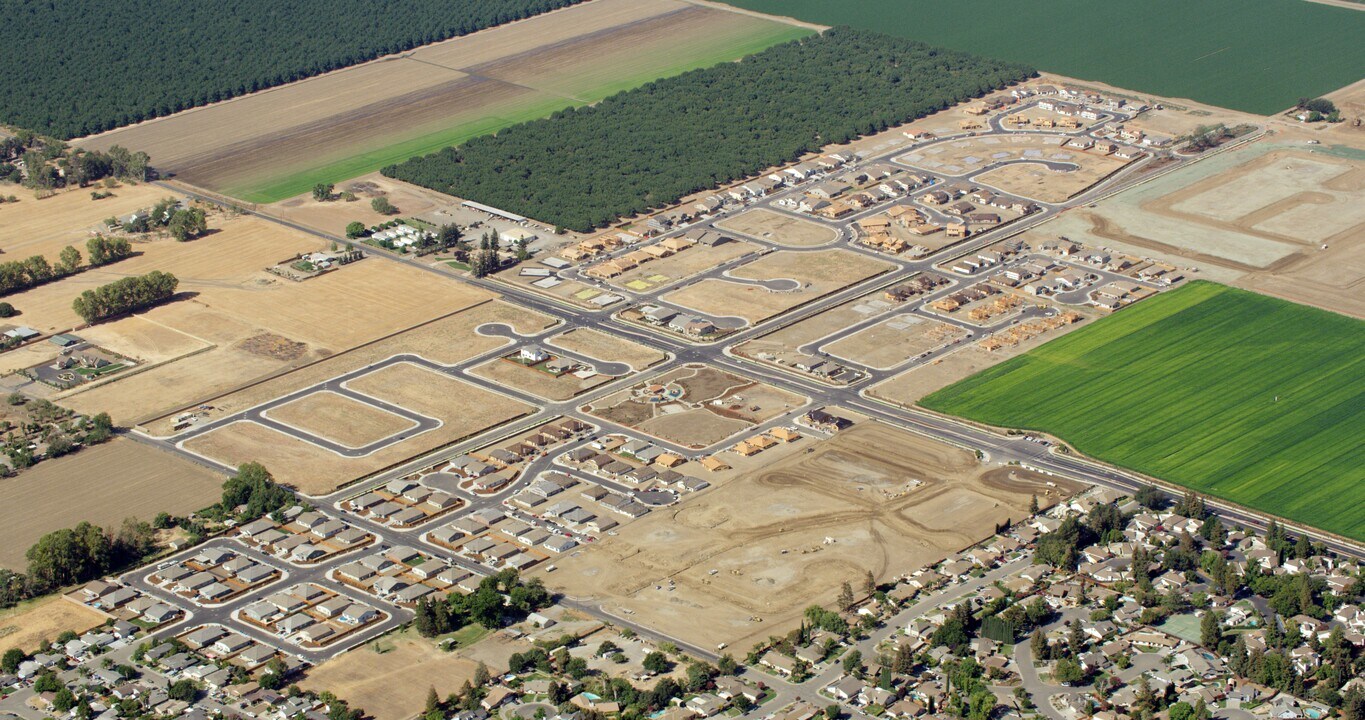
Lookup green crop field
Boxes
[718,0,1365,115]
[921,282,1365,541]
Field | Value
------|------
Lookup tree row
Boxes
[384,27,1034,232]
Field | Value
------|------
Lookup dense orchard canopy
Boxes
[384,27,1034,232]
[0,0,585,139]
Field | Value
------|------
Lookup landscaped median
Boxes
[920,281,1365,542]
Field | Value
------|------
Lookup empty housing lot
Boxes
[79,0,811,202]
[662,248,894,324]
[544,422,1080,650]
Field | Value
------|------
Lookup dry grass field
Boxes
[79,0,811,203]
[301,627,524,720]
[0,439,224,569]
[468,357,611,401]
[0,198,494,424]
[139,300,552,436]
[583,365,805,448]
[547,328,666,370]
[662,249,893,324]
[824,314,968,370]
[264,391,416,449]
[714,208,839,247]
[0,182,172,261]
[184,362,534,494]
[544,422,1080,649]
[0,596,108,654]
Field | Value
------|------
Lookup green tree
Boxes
[53,687,77,712]
[370,196,397,215]
[1200,610,1222,649]
[313,183,334,202]
[838,581,856,612]
[1,647,25,673]
[58,246,82,274]
[642,651,670,674]
[167,679,198,702]
[716,653,737,675]
[219,461,292,519]
[345,221,367,239]
[1052,658,1084,685]
[843,649,863,675]
[167,207,207,241]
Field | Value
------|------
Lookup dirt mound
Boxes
[236,333,308,361]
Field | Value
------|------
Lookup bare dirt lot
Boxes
[548,328,666,370]
[543,422,1082,650]
[301,627,524,720]
[0,439,224,569]
[662,249,893,324]
[79,0,809,203]
[0,596,108,654]
[714,208,839,247]
[824,314,969,370]
[264,391,416,449]
[184,362,534,495]
[582,364,806,448]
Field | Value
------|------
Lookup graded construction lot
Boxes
[545,422,1079,650]
[264,391,417,449]
[902,134,1132,203]
[662,248,894,324]
[0,439,224,569]
[548,328,667,370]
[824,314,968,370]
[719,0,1365,114]
[582,365,806,448]
[1032,142,1365,317]
[0,596,109,654]
[974,156,1126,204]
[81,0,811,203]
[185,362,534,494]
[301,627,523,720]
[922,282,1365,542]
[714,208,839,247]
